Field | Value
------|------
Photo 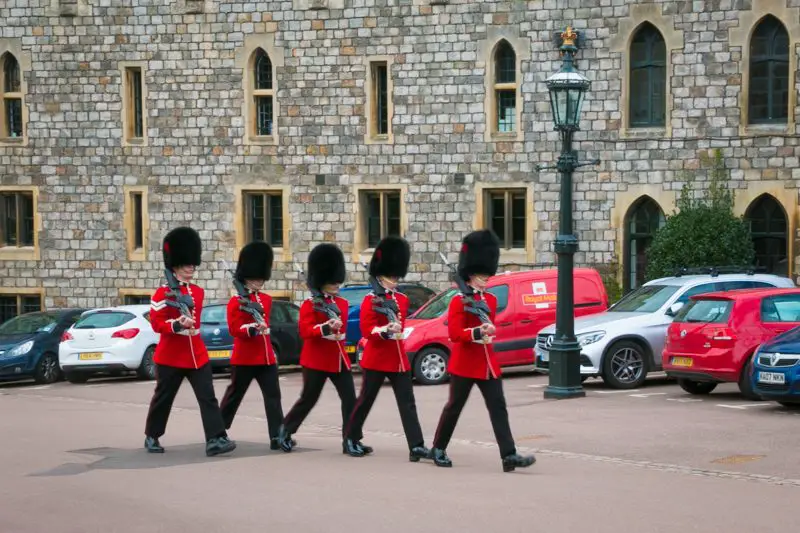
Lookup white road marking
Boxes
[716,403,773,410]
[25,386,52,391]
[629,392,668,398]
[594,389,641,394]
[527,384,547,388]
[667,398,704,403]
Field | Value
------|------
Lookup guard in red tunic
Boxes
[219,241,284,450]
[343,236,430,462]
[144,227,236,457]
[276,243,370,454]
[430,230,535,472]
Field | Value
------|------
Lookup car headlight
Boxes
[402,327,414,340]
[578,331,605,346]
[7,340,34,357]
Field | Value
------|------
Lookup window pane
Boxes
[373,63,389,135]
[270,302,288,323]
[0,296,17,324]
[129,68,144,138]
[132,193,143,249]
[489,194,506,247]
[3,194,17,246]
[3,54,20,92]
[123,295,150,305]
[19,193,33,247]
[75,311,136,329]
[675,299,733,324]
[496,90,516,132]
[511,193,526,248]
[494,42,516,84]
[254,50,273,90]
[761,295,800,322]
[255,96,273,135]
[386,193,400,237]
[4,99,23,138]
[487,284,510,313]
[21,296,41,314]
[749,16,790,124]
[366,194,381,248]
[249,194,265,242]
[269,194,283,247]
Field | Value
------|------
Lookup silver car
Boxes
[534,271,795,389]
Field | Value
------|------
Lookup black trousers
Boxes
[220,364,283,439]
[282,368,358,439]
[144,363,227,441]
[345,369,425,450]
[433,375,516,457]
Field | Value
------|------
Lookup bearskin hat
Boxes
[369,235,410,278]
[162,226,202,269]
[307,243,346,290]
[235,241,274,282]
[457,229,500,279]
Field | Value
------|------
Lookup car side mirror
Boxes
[666,302,684,317]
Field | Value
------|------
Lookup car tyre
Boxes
[136,346,156,380]
[271,343,281,366]
[412,347,449,386]
[601,340,648,389]
[33,352,62,384]
[677,378,717,395]
[65,372,89,384]
[737,358,761,401]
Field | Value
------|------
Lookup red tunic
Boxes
[298,295,351,373]
[359,292,410,373]
[150,283,209,369]
[446,292,502,380]
[227,292,276,366]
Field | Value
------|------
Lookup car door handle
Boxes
[520,319,532,324]
[499,322,512,327]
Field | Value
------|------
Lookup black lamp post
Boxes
[537,27,598,400]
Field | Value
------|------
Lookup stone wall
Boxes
[1,0,799,308]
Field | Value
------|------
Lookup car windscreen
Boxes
[611,285,680,313]
[674,299,733,324]
[201,305,227,325]
[340,288,372,306]
[0,312,60,335]
[412,289,458,319]
[74,311,136,329]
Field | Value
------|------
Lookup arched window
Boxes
[624,196,665,291]
[745,195,788,276]
[629,23,666,128]
[749,15,789,124]
[0,53,23,138]
[493,40,517,134]
[252,48,274,137]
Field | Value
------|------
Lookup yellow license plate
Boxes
[671,357,693,367]
[78,352,103,361]
[208,350,231,359]
[345,346,356,353]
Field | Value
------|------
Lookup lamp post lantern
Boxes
[537,27,599,400]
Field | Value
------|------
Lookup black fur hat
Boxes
[307,243,346,290]
[457,229,500,279]
[163,226,202,269]
[235,241,274,282]
[369,236,410,278]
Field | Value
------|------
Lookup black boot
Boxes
[206,436,237,457]
[144,436,164,453]
[409,445,431,463]
[270,438,280,451]
[502,453,536,472]
[431,448,452,467]
[342,439,365,457]
[276,425,294,453]
[356,441,373,454]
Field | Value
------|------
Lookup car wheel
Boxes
[601,340,648,389]
[65,372,89,384]
[737,358,761,401]
[34,352,61,384]
[136,346,156,380]
[677,378,717,395]
[580,376,589,383]
[413,348,449,386]
[271,343,281,366]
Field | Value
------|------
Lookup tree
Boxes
[645,149,755,280]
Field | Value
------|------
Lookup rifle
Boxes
[438,252,492,325]
[296,264,341,321]
[228,270,267,328]
[360,261,402,340]
[163,267,195,320]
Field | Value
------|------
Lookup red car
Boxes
[358,268,609,385]
[663,288,800,399]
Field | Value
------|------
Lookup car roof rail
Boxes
[672,265,769,278]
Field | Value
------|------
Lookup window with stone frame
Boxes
[123,295,151,306]
[123,66,145,141]
[360,190,401,249]
[0,293,42,324]
[629,23,666,128]
[244,191,284,248]
[251,48,274,137]
[0,52,23,139]
[749,15,790,125]
[0,191,34,248]
[369,60,390,138]
[493,41,517,134]
[130,191,144,251]
[623,196,665,292]
[745,194,788,276]
[483,189,526,250]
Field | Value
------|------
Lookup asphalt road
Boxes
[1,367,798,533]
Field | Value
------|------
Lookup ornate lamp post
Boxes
[537,27,598,400]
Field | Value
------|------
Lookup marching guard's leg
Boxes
[476,377,535,472]
[387,371,430,462]
[144,364,186,453]
[220,365,256,430]
[253,364,285,449]
[186,362,236,456]
[343,369,385,457]
[431,375,474,467]
[278,368,328,452]
[329,369,372,453]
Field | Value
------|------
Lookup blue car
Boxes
[338,283,436,359]
[0,309,87,384]
[751,326,800,407]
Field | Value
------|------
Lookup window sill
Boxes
[744,123,791,135]
[0,246,39,261]
[0,136,26,147]
[498,248,532,267]
[365,134,393,145]
[490,132,518,140]
[123,137,148,147]
[129,248,146,262]
[620,127,667,139]
[247,135,278,146]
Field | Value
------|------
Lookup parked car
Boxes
[663,288,800,399]
[199,299,303,370]
[339,282,436,359]
[59,305,159,383]
[750,324,800,407]
[372,268,608,385]
[0,308,87,384]
[535,267,795,389]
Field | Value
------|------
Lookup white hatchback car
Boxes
[59,305,159,383]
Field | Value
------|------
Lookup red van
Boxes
[360,268,608,385]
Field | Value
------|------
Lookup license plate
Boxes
[758,371,786,384]
[539,350,549,362]
[345,345,356,354]
[208,350,231,359]
[78,352,102,361]
[671,357,693,367]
